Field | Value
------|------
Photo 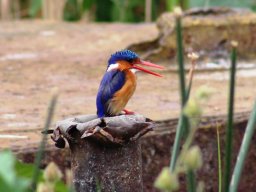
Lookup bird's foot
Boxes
[122,109,135,115]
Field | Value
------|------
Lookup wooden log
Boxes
[48,114,153,191]
[69,132,143,191]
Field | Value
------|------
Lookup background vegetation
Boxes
[32,0,256,21]
[4,0,256,22]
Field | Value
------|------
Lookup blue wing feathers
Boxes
[96,70,125,117]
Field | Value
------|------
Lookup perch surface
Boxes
[48,114,154,147]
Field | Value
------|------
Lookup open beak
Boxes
[132,60,164,77]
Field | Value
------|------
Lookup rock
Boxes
[129,8,256,64]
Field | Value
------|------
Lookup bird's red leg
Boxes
[123,109,135,115]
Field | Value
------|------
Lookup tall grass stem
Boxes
[31,89,58,190]
[223,43,237,192]
[217,125,222,192]
[187,170,196,192]
[170,11,187,171]
[229,101,256,192]
[170,116,185,170]
[176,15,186,107]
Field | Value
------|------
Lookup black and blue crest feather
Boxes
[108,50,138,66]
[96,69,126,117]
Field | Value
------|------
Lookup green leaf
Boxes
[0,151,15,186]
[15,179,30,192]
[0,151,30,192]
[15,160,43,181]
[55,180,69,192]
[0,175,13,192]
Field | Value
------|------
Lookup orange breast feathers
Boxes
[107,69,137,115]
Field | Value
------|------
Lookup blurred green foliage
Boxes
[81,0,163,22]
[0,150,70,192]
[0,151,29,192]
[28,0,256,22]
[29,0,42,17]
[63,0,81,21]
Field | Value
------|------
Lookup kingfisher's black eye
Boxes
[127,59,134,63]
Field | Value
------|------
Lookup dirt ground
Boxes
[0,21,255,149]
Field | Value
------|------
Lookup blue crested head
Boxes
[108,50,139,66]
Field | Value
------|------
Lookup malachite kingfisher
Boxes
[96,49,164,118]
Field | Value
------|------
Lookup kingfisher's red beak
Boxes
[132,60,164,77]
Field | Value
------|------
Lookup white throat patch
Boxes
[107,63,138,74]
[130,69,138,74]
[107,63,119,72]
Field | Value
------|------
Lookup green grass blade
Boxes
[176,15,186,107]
[170,8,187,171]
[31,89,58,191]
[229,101,256,192]
[217,125,222,192]
[170,115,185,170]
[223,42,237,192]
[187,170,196,192]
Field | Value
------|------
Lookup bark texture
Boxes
[49,114,153,192]
[69,132,143,192]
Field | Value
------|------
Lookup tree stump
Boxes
[47,114,154,192]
